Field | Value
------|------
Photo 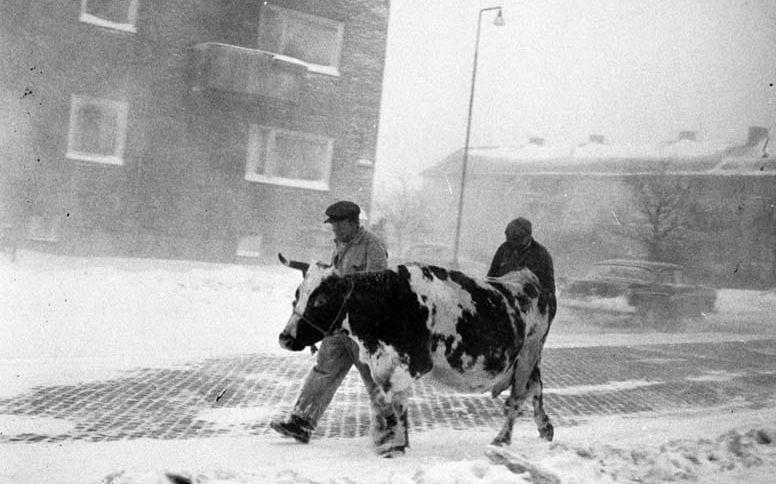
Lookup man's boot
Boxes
[270,415,313,443]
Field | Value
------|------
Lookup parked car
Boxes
[390,243,489,277]
[562,259,717,319]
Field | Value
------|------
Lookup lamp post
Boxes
[452,6,504,267]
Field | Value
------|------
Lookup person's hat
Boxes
[506,217,532,239]
[324,200,361,223]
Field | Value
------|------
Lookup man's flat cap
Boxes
[324,200,361,222]
[506,217,532,237]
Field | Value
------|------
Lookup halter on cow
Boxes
[278,253,554,454]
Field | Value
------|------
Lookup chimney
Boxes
[529,137,545,147]
[747,126,769,146]
[589,134,605,144]
[678,130,697,141]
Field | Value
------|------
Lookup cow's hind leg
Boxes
[492,363,553,446]
[492,384,524,446]
[527,365,553,441]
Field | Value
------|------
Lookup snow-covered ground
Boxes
[1,250,776,483]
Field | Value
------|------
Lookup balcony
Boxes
[191,42,307,101]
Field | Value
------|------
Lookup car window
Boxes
[589,265,655,282]
[655,269,684,284]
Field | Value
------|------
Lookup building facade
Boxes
[0,0,390,262]
[420,128,775,288]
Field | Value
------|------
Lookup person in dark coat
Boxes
[487,217,556,321]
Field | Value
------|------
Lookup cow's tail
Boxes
[490,358,519,398]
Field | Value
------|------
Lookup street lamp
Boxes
[452,6,504,267]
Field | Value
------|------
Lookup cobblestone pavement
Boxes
[2,339,776,444]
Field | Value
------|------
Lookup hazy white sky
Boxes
[374,0,776,180]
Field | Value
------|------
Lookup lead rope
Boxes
[294,278,356,354]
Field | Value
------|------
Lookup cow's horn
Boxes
[278,253,310,275]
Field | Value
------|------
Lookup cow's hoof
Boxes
[539,423,554,442]
[378,445,406,458]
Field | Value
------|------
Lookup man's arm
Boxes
[487,244,507,277]
[544,253,556,294]
[365,238,388,272]
[524,246,555,295]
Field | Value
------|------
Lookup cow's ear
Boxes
[279,253,310,276]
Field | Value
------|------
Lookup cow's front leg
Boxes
[372,389,409,458]
[527,364,553,441]
[357,360,411,457]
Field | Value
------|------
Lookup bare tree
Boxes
[372,176,432,255]
[610,167,698,262]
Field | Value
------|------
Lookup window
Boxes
[258,5,344,75]
[246,125,333,191]
[66,95,129,165]
[27,215,61,242]
[80,0,139,33]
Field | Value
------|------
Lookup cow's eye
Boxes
[313,295,328,307]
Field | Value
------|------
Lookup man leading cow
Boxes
[271,200,390,446]
[273,210,557,455]
[276,239,554,455]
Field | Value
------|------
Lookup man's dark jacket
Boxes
[487,238,556,320]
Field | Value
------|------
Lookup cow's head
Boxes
[278,253,350,351]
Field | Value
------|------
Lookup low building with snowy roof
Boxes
[419,127,774,288]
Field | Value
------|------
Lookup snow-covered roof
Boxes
[710,137,775,175]
[710,153,776,175]
[480,143,572,161]
[572,139,734,160]
[423,135,773,177]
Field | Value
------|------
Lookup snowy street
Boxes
[2,251,776,483]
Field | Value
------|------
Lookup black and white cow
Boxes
[278,254,554,454]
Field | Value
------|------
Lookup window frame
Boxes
[258,4,344,76]
[66,94,129,166]
[245,125,333,191]
[27,215,61,242]
[79,0,139,34]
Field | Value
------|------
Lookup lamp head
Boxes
[493,8,505,26]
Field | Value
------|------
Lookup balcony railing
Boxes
[191,42,307,101]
